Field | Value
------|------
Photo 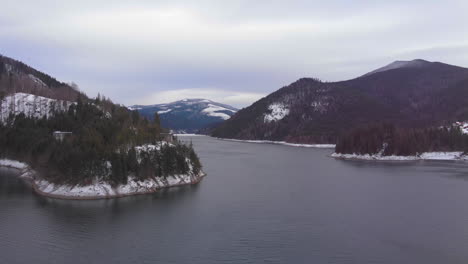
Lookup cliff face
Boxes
[212,60,468,143]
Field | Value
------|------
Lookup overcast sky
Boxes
[1,0,467,107]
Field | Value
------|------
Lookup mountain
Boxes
[212,59,468,143]
[0,55,81,101]
[0,54,204,198]
[362,59,432,77]
[0,54,84,123]
[130,99,238,133]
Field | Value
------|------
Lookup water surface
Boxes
[1,136,468,263]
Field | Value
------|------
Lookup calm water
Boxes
[2,136,468,264]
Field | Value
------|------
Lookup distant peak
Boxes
[389,59,431,67]
[363,59,433,77]
[173,98,213,104]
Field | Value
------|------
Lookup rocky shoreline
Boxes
[0,159,205,200]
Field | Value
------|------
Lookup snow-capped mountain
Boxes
[129,99,238,133]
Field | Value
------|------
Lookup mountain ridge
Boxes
[130,98,238,133]
[212,59,468,143]
[362,59,433,77]
[0,54,81,102]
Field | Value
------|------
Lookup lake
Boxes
[1,136,468,263]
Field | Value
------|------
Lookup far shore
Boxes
[331,152,468,161]
[216,137,336,148]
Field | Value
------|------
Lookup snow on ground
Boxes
[205,112,230,120]
[454,121,468,134]
[0,93,73,123]
[157,109,172,114]
[311,100,329,114]
[175,134,205,136]
[28,74,47,87]
[419,152,464,160]
[202,104,235,120]
[264,103,289,123]
[331,153,419,161]
[5,64,13,73]
[331,152,467,161]
[127,106,142,110]
[0,157,205,199]
[34,173,203,199]
[219,138,335,148]
[0,159,29,170]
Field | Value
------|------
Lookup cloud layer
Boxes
[1,0,467,107]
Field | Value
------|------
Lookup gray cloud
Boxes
[1,0,467,107]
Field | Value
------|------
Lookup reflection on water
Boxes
[0,168,32,198]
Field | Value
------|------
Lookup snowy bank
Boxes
[0,158,205,200]
[0,159,29,170]
[218,138,335,148]
[34,173,205,200]
[175,134,206,137]
[331,152,468,161]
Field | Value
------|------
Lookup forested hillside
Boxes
[0,96,202,185]
[130,99,238,133]
[335,123,468,156]
[0,54,202,186]
[0,55,81,101]
[212,60,468,144]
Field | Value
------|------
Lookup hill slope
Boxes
[0,54,204,198]
[212,59,468,143]
[0,55,81,101]
[130,99,238,133]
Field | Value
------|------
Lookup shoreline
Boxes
[216,138,336,148]
[0,159,206,200]
[331,152,468,161]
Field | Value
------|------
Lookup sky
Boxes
[1,0,468,108]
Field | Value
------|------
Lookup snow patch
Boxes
[5,64,13,73]
[0,93,74,123]
[0,159,28,170]
[202,104,235,120]
[264,103,289,123]
[331,152,467,161]
[28,74,47,87]
[157,109,172,114]
[311,100,329,113]
[453,121,468,134]
[128,106,142,110]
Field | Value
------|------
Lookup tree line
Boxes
[0,55,82,101]
[0,96,202,186]
[335,123,468,156]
